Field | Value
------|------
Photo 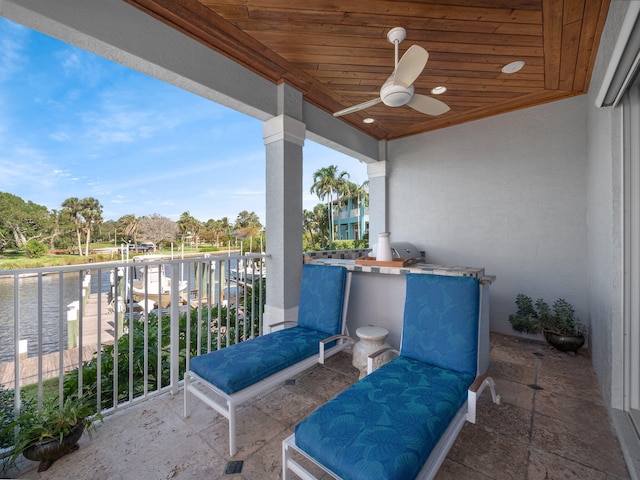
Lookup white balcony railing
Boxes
[0,253,267,421]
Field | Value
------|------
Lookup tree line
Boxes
[0,191,263,257]
[0,165,368,258]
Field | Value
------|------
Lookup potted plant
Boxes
[2,394,100,472]
[508,294,586,352]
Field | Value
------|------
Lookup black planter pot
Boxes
[544,331,585,353]
[23,422,85,472]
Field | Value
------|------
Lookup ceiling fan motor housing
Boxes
[381,81,414,107]
[333,27,449,117]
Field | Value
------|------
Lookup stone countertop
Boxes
[310,258,495,284]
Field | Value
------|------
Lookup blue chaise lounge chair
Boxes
[283,273,500,480]
[184,263,353,456]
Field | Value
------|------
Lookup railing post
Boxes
[13,274,21,408]
[170,263,180,395]
[18,339,28,360]
[67,301,79,349]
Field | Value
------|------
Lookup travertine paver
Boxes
[6,334,630,480]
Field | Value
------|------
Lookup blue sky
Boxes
[0,17,366,224]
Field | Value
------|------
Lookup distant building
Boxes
[333,196,368,241]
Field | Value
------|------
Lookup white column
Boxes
[367,159,388,246]
[262,114,306,332]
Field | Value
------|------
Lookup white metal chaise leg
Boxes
[283,434,333,480]
[229,403,237,456]
[184,371,191,417]
[283,434,294,480]
[467,374,500,424]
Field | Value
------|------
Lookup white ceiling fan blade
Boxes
[407,94,450,116]
[394,45,429,87]
[333,97,382,117]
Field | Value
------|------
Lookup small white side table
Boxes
[352,326,391,379]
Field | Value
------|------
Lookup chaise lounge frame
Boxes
[283,273,500,480]
[184,264,354,456]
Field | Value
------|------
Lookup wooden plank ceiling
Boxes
[125,0,610,140]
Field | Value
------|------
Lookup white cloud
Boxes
[49,130,71,141]
[0,19,28,83]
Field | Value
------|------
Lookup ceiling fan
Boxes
[333,27,450,118]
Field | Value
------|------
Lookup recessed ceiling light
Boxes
[502,61,525,74]
[363,118,375,124]
[431,86,447,95]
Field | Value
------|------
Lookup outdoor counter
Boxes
[310,258,494,373]
[310,258,494,281]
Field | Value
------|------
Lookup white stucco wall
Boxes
[586,0,627,409]
[386,96,589,335]
[586,4,640,473]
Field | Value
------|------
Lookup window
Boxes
[623,70,640,435]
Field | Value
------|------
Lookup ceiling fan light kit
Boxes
[333,27,450,118]
[381,81,414,107]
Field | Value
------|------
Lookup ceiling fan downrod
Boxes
[387,26,406,68]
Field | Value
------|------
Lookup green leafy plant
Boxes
[539,298,586,336]
[1,385,20,450]
[508,294,586,336]
[508,294,542,334]
[1,394,101,470]
[63,304,242,410]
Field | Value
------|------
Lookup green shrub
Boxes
[63,305,243,410]
[508,294,586,336]
[0,385,36,450]
[307,239,369,252]
[198,246,219,253]
[508,293,542,334]
[539,298,586,336]
[0,385,15,449]
[23,239,48,258]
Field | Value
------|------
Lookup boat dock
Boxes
[0,292,116,389]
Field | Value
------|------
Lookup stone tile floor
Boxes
[3,333,630,479]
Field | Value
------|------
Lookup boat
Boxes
[129,255,187,309]
[227,256,266,286]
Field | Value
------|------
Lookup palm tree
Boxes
[80,197,103,256]
[61,197,84,255]
[210,219,226,247]
[303,209,317,250]
[304,204,328,249]
[118,214,138,246]
[310,166,349,244]
[354,180,369,240]
[219,217,232,246]
[178,211,202,247]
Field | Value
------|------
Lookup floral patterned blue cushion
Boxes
[190,326,330,394]
[295,356,474,480]
[401,274,479,376]
[297,264,347,336]
[189,264,347,395]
